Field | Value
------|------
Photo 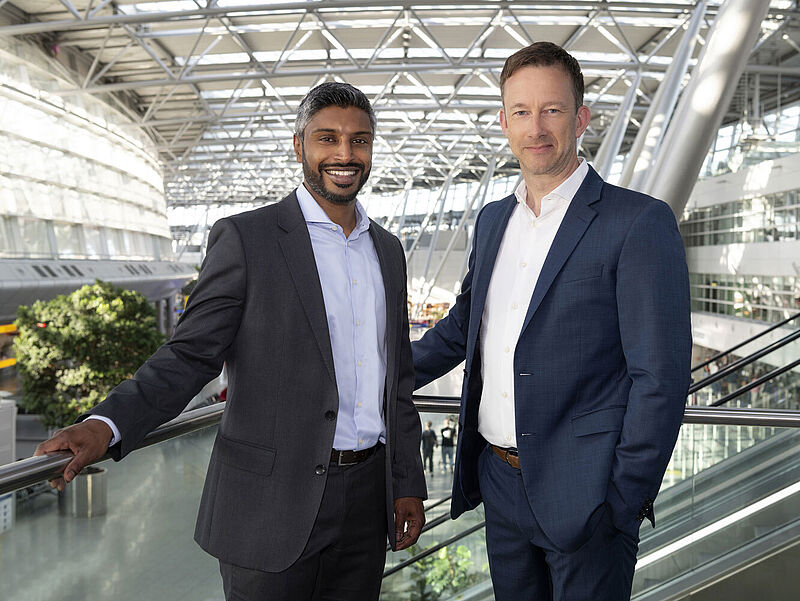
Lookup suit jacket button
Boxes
[315,465,326,475]
[325,410,336,421]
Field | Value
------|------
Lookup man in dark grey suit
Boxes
[36,82,427,601]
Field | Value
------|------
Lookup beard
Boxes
[302,153,371,205]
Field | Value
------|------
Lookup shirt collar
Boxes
[513,158,589,214]
[296,182,370,236]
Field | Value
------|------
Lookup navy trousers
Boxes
[478,445,638,601]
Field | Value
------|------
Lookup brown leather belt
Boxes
[331,444,379,466]
[491,444,521,469]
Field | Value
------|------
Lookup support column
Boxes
[620,0,707,190]
[155,299,166,335]
[645,0,772,217]
[166,295,177,335]
[456,174,521,288]
[388,181,413,236]
[406,169,457,260]
[421,156,498,304]
[592,70,642,179]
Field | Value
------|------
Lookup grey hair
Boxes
[294,82,376,138]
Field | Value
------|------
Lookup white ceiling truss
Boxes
[2,1,799,207]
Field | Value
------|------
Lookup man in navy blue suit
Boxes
[412,42,691,600]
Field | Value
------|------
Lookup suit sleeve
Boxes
[84,218,247,459]
[411,207,483,389]
[607,199,692,531]
[391,237,427,500]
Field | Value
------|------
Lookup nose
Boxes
[333,139,355,162]
[527,114,546,138]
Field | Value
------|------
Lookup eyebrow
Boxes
[508,101,569,110]
[310,128,373,136]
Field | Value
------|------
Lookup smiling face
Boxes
[293,105,373,205]
[500,65,590,187]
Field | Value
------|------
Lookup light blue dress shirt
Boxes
[296,184,387,451]
[92,186,388,451]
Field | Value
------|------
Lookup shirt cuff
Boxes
[85,415,121,447]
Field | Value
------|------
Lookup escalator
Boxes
[380,312,800,601]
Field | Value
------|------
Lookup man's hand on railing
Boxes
[33,421,113,491]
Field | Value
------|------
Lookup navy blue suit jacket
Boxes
[413,166,691,551]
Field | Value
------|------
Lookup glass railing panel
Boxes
[0,426,220,601]
[417,410,458,505]
[381,523,491,601]
[633,425,800,598]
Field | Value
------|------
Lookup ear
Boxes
[575,105,591,138]
[293,134,302,163]
[499,108,508,137]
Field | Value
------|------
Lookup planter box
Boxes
[58,466,107,518]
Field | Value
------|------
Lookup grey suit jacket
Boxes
[87,192,426,572]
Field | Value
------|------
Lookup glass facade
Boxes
[0,37,173,261]
[690,272,800,322]
[699,102,800,178]
[680,189,800,246]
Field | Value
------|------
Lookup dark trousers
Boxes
[220,446,387,601]
[422,448,434,473]
[441,445,454,471]
[478,445,638,601]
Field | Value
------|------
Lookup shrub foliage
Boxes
[14,281,164,428]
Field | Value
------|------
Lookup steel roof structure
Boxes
[1,1,799,208]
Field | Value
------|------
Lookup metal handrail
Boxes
[0,403,224,495]
[2,399,800,496]
[382,520,487,578]
[691,310,800,373]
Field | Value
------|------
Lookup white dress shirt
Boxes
[478,160,589,448]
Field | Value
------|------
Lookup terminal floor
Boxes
[0,426,457,601]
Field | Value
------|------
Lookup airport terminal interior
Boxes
[1,0,800,599]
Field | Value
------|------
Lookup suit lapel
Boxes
[520,167,603,334]
[369,223,398,397]
[276,192,336,385]
[469,195,517,331]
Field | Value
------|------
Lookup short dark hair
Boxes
[295,81,376,137]
[500,42,584,110]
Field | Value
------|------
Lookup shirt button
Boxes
[356,320,361,326]
[331,225,337,231]
[352,279,358,285]
[359,438,364,445]
[357,360,363,367]
[505,434,512,442]
[530,222,536,229]
[520,261,527,268]
[325,410,336,421]
[504,346,510,353]
[502,391,508,398]
[315,465,327,475]
[512,303,518,310]
[357,402,363,408]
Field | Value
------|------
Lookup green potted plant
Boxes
[14,280,163,431]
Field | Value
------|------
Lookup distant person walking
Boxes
[440,418,456,473]
[421,421,438,475]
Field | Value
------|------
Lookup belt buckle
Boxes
[335,450,355,466]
